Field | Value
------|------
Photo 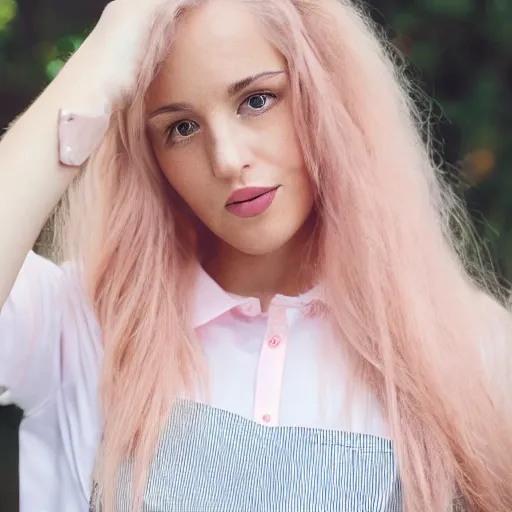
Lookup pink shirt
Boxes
[0,251,388,512]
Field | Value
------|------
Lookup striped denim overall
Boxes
[90,399,404,511]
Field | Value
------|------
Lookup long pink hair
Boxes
[55,0,512,510]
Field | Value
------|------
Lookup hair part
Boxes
[55,0,512,510]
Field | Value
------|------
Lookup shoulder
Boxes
[0,251,101,412]
[11,250,102,372]
[13,250,95,324]
[12,250,63,297]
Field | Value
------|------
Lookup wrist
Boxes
[44,72,112,118]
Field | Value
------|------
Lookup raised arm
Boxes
[0,0,168,307]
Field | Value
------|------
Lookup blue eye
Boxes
[164,92,278,146]
[248,94,268,110]
[175,121,197,137]
[166,120,199,143]
[240,93,278,115]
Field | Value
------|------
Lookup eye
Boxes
[166,120,199,144]
[239,93,278,116]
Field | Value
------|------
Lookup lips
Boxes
[225,186,279,206]
[225,186,280,218]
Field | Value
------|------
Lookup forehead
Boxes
[150,0,286,100]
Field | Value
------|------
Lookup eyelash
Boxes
[165,91,278,145]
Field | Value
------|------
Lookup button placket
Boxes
[252,305,289,427]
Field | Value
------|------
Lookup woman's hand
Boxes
[51,0,170,110]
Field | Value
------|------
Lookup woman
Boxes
[1,0,511,510]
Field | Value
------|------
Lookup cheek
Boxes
[265,106,304,171]
[271,123,312,196]
[156,147,212,212]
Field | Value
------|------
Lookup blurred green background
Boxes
[0,0,511,510]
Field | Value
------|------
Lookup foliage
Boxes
[369,0,512,283]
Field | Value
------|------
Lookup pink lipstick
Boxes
[225,186,279,218]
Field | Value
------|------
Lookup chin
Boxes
[226,224,306,256]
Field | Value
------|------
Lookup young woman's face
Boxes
[146,0,314,256]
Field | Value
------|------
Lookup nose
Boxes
[209,121,251,180]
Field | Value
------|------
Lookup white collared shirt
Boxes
[0,251,388,512]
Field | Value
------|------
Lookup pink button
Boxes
[268,335,282,348]
[262,414,272,424]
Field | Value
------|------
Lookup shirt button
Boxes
[262,414,272,424]
[268,335,282,348]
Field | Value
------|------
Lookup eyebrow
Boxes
[148,70,285,119]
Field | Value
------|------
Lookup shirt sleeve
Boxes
[0,251,63,413]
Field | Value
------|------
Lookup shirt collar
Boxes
[192,266,326,328]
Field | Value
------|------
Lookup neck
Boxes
[202,217,318,312]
